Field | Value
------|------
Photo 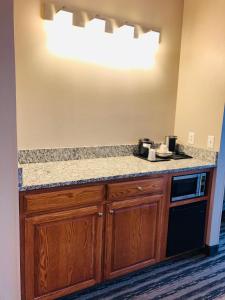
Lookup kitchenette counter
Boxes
[19,153,217,300]
[19,155,216,191]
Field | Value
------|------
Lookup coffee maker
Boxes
[138,138,154,158]
[165,136,177,153]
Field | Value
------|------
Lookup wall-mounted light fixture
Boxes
[41,1,161,69]
[41,2,161,42]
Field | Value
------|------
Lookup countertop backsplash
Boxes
[18,144,218,165]
[178,144,218,164]
[18,144,139,164]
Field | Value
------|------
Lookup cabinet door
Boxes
[24,205,103,300]
[104,195,164,279]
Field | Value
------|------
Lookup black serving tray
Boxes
[134,152,192,162]
[134,154,171,162]
[172,153,193,160]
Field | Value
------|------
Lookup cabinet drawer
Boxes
[107,177,165,201]
[23,185,105,214]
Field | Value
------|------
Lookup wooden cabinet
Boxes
[20,178,167,299]
[20,185,105,300]
[24,205,103,300]
[20,170,215,300]
[104,195,164,279]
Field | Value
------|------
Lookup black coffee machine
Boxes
[165,136,177,152]
[138,138,154,158]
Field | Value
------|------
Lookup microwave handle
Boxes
[199,173,207,196]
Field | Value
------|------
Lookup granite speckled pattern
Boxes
[19,156,215,192]
[18,144,218,165]
[18,145,138,164]
[179,145,218,163]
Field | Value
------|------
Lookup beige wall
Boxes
[0,1,20,299]
[15,0,183,150]
[174,0,225,151]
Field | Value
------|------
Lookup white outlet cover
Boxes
[188,132,195,145]
[207,135,215,149]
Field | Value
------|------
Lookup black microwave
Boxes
[171,172,207,202]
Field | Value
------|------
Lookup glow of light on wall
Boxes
[43,11,160,70]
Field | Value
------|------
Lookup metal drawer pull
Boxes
[137,186,143,191]
[109,210,114,214]
[98,212,103,217]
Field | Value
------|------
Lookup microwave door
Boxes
[172,174,199,201]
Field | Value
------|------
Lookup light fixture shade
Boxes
[134,25,150,38]
[105,18,124,34]
[105,18,115,33]
[73,11,95,27]
[41,2,56,20]
[150,30,161,44]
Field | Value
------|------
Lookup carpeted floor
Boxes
[59,221,225,300]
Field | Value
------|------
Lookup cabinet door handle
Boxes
[109,210,114,214]
[98,212,103,217]
[137,186,143,191]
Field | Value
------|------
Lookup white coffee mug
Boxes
[159,144,168,153]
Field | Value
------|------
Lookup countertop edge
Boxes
[19,164,216,192]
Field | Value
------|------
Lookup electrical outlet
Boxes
[188,132,195,145]
[207,135,215,149]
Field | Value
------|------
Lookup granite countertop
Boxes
[18,156,216,192]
